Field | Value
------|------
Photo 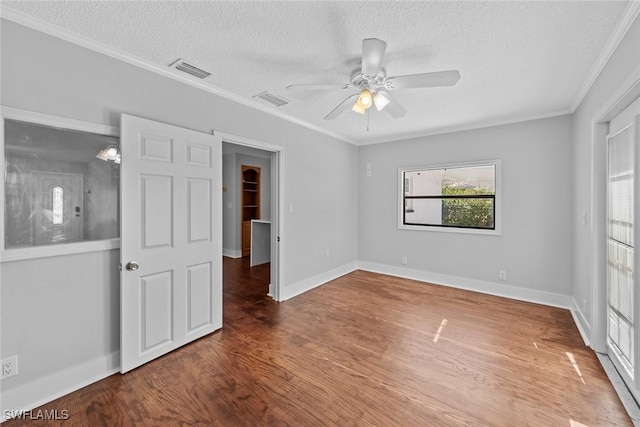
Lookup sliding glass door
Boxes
[606,98,639,401]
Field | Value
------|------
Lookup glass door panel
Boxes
[607,121,636,391]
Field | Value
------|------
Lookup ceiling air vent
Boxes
[253,91,289,108]
[169,58,212,79]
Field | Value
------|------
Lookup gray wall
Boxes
[1,19,358,404]
[359,115,573,296]
[222,150,271,254]
[1,250,120,386]
[572,13,640,339]
[222,152,238,254]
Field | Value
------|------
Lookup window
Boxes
[4,119,120,249]
[399,160,501,234]
[52,186,64,225]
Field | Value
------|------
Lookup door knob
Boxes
[126,261,139,271]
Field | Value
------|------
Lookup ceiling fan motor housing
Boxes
[351,67,387,92]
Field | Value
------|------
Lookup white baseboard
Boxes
[570,298,592,346]
[1,351,120,422]
[357,261,573,310]
[282,262,358,301]
[223,248,242,258]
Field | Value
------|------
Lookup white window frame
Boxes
[1,107,121,262]
[398,159,502,236]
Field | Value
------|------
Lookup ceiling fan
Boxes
[287,38,460,120]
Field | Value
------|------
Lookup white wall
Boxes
[359,115,573,301]
[1,19,358,412]
[571,13,640,342]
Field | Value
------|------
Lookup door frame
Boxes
[591,67,640,353]
[214,130,284,302]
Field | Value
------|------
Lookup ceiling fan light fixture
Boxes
[352,102,366,114]
[352,89,373,114]
[373,91,391,111]
[356,89,373,109]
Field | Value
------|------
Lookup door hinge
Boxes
[119,263,123,271]
[277,236,280,242]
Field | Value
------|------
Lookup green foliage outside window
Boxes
[441,186,494,228]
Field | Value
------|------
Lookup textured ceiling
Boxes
[2,1,631,145]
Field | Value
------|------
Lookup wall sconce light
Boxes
[96,145,121,164]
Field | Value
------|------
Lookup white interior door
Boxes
[606,95,640,400]
[120,114,222,373]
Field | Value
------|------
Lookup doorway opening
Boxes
[217,131,283,304]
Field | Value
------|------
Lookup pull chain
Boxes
[366,108,370,131]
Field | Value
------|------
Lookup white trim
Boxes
[5,3,637,148]
[594,65,640,123]
[0,6,358,147]
[222,248,242,259]
[571,1,640,112]
[571,297,592,347]
[358,261,573,310]
[215,130,285,302]
[1,239,120,262]
[590,121,609,353]
[589,64,640,353]
[0,351,120,422]
[215,131,283,153]
[398,159,502,236]
[1,106,121,261]
[272,147,284,301]
[281,262,358,301]
[1,106,119,136]
[597,353,640,424]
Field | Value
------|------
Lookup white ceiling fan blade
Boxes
[384,99,407,118]
[324,94,359,120]
[361,38,387,77]
[385,70,460,90]
[287,83,350,91]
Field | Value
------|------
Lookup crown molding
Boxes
[2,4,635,148]
[0,6,359,146]
[570,0,640,112]
[357,108,573,146]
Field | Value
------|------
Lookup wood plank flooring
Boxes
[5,257,632,426]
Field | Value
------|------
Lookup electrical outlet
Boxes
[1,355,18,380]
[499,270,507,281]
[583,299,587,312]
[401,256,408,265]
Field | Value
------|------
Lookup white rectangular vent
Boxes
[253,91,289,108]
[169,58,211,79]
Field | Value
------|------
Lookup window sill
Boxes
[1,238,120,262]
[398,224,502,236]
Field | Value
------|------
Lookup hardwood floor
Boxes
[6,258,632,426]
